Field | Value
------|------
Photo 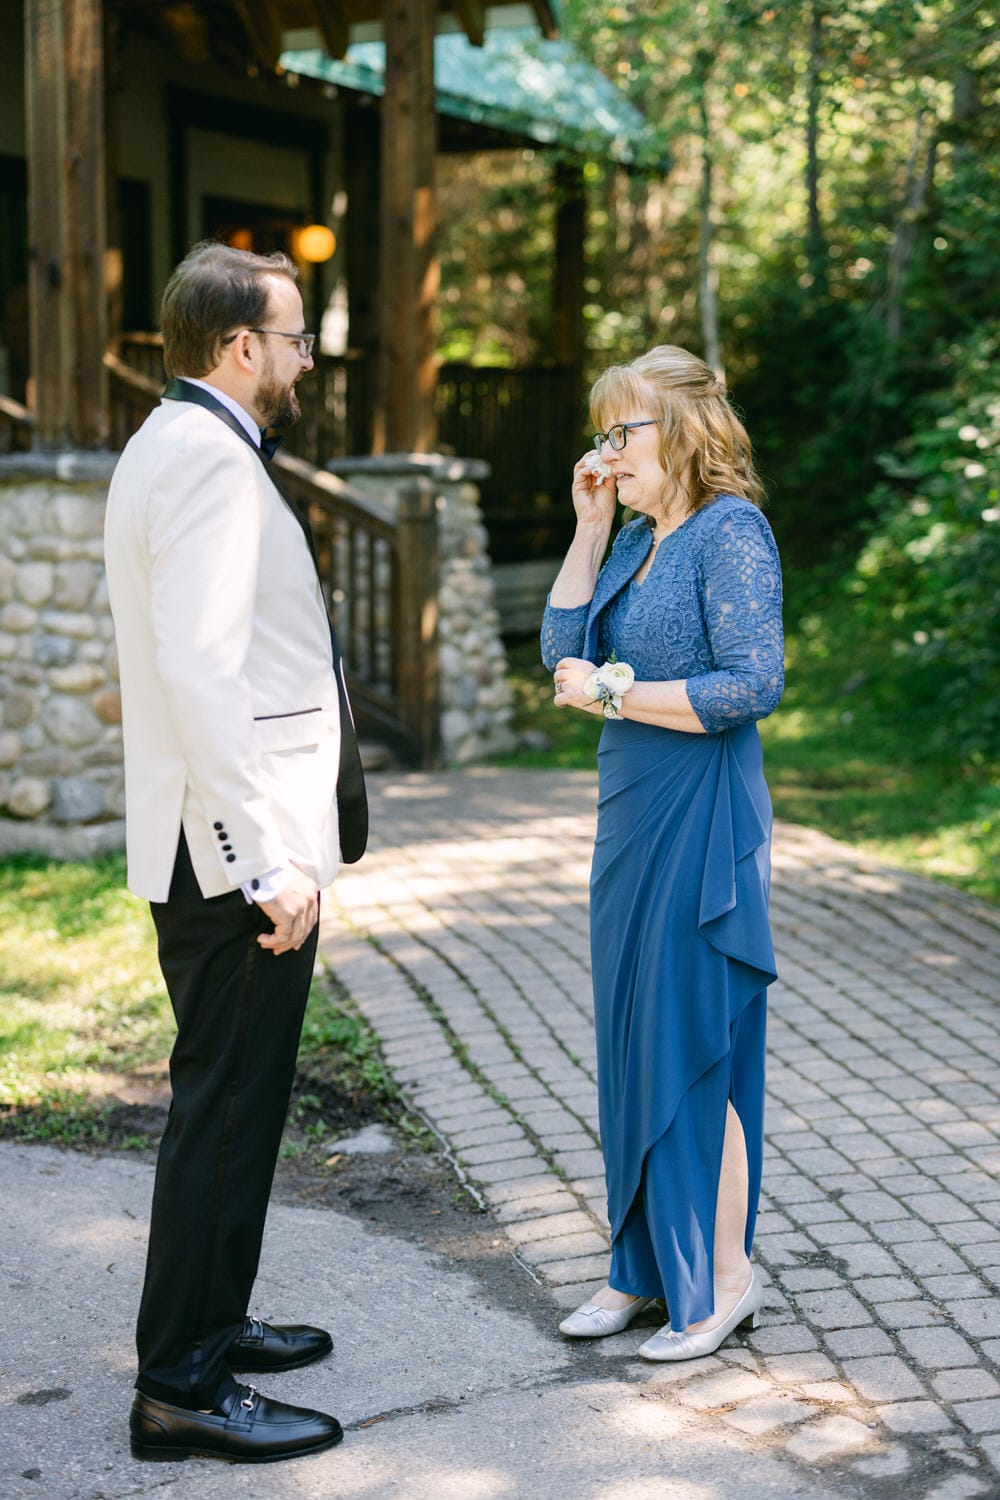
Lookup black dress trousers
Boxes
[135,833,318,1409]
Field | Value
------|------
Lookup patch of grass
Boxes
[0,854,172,1144]
[760,586,999,903]
[299,978,403,1103]
[0,854,428,1150]
[498,618,999,905]
[292,976,433,1153]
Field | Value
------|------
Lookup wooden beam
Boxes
[552,158,586,473]
[527,0,559,39]
[375,0,438,453]
[553,158,585,373]
[160,3,211,65]
[302,0,350,59]
[231,0,284,72]
[451,0,485,48]
[25,0,109,450]
[345,102,380,450]
[66,0,110,447]
[25,0,67,444]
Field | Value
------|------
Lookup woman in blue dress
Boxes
[542,345,783,1362]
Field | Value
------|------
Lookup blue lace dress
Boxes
[541,495,783,1327]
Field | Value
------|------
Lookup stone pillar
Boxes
[326,455,515,765]
[0,454,123,856]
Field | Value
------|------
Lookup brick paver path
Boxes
[320,767,1000,1490]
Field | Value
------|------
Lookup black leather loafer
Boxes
[226,1316,333,1373]
[129,1384,343,1463]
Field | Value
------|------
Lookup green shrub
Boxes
[848,327,1000,759]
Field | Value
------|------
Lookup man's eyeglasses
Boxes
[593,420,658,451]
[224,327,317,358]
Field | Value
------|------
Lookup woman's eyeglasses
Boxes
[593,420,658,451]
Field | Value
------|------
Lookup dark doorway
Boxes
[201,195,305,257]
[0,153,28,400]
[118,177,153,332]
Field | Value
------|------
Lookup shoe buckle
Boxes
[244,1316,265,1343]
[240,1384,258,1412]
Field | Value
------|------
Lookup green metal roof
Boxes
[281,28,659,167]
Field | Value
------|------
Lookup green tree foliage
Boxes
[849,325,1000,758]
[437,0,999,571]
[437,151,555,365]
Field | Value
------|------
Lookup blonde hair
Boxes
[589,345,765,513]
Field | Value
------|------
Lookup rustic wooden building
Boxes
[0,1,652,809]
[0,1,650,566]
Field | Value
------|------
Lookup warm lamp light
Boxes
[228,228,254,251]
[295,224,336,263]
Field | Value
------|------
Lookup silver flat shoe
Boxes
[638,1271,762,1362]
[559,1295,654,1338]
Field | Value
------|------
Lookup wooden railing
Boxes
[107,354,163,450]
[277,456,440,766]
[0,393,35,452]
[103,356,440,765]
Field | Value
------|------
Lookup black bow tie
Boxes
[260,431,285,460]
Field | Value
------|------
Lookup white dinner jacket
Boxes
[104,397,342,902]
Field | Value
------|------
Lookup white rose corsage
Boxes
[583,661,635,719]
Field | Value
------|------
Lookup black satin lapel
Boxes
[327,635,369,864]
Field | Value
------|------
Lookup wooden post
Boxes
[552,158,586,468]
[345,103,381,452]
[375,0,438,454]
[396,479,440,766]
[25,0,109,449]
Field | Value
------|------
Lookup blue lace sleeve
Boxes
[686,507,784,733]
[540,596,589,670]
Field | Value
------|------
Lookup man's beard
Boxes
[255,369,301,430]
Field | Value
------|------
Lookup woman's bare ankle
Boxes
[591,1284,640,1311]
[679,1263,753,1335]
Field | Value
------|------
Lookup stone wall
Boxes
[327,455,516,764]
[0,455,124,855]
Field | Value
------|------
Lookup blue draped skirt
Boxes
[590,718,777,1329]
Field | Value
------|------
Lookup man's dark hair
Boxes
[160,241,299,378]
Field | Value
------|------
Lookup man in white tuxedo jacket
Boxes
[104,242,366,1465]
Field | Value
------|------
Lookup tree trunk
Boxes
[696,61,723,378]
[886,109,939,343]
[805,1,826,286]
